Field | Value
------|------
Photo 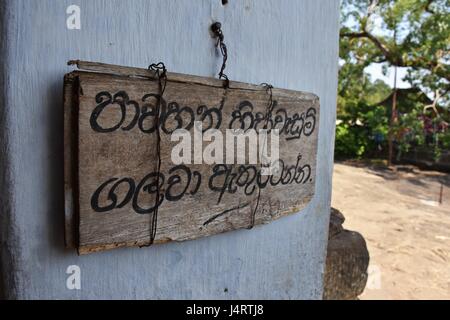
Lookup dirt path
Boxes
[332,162,450,300]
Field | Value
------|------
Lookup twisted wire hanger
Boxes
[211,22,229,88]
[248,83,274,229]
[140,62,167,247]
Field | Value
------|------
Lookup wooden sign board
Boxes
[64,61,320,254]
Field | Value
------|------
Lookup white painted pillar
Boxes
[0,0,339,299]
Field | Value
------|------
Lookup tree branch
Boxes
[424,89,441,116]
[340,31,393,63]
[340,1,449,82]
[340,31,450,82]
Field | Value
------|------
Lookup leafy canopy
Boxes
[337,0,450,159]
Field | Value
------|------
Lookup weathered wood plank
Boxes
[65,62,320,254]
[68,60,319,94]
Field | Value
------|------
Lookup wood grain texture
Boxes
[65,62,320,254]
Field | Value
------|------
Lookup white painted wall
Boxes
[0,0,339,299]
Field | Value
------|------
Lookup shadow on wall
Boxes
[46,78,68,255]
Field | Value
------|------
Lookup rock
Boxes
[323,208,369,300]
[328,207,345,239]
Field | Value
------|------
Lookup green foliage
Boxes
[335,123,368,158]
[394,108,425,153]
[337,0,450,160]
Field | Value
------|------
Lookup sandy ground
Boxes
[331,162,450,300]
